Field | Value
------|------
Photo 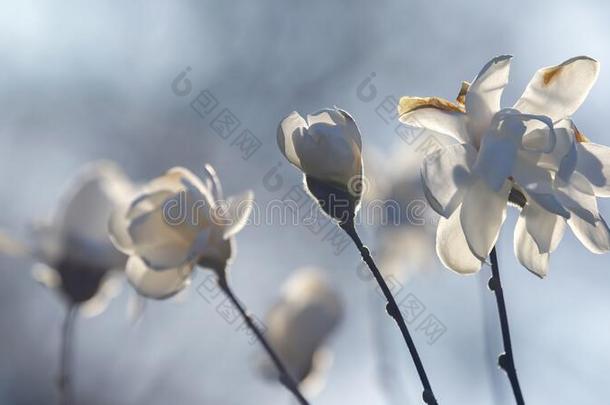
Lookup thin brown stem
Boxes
[341,221,438,405]
[59,304,77,405]
[217,278,309,405]
[488,247,524,405]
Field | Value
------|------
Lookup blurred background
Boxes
[1,0,609,404]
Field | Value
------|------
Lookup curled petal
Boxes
[202,164,224,200]
[514,56,600,124]
[436,205,482,274]
[126,256,193,299]
[277,111,308,172]
[460,178,510,260]
[219,190,254,239]
[568,215,610,254]
[398,96,470,144]
[421,143,476,218]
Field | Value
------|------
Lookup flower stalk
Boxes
[216,276,310,405]
[59,304,77,405]
[340,220,438,405]
[488,247,524,405]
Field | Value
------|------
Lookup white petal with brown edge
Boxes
[514,56,599,124]
[398,97,470,144]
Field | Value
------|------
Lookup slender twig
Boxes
[217,277,310,405]
[368,287,410,405]
[478,271,505,404]
[59,304,78,405]
[341,221,438,405]
[488,247,525,405]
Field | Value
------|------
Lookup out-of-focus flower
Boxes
[1,161,135,316]
[259,269,343,395]
[277,108,363,222]
[109,165,253,299]
[366,148,439,281]
[399,55,609,276]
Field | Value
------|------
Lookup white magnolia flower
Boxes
[260,269,343,394]
[277,108,363,222]
[2,161,135,316]
[399,56,608,276]
[109,165,253,299]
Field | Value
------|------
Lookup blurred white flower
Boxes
[366,148,439,281]
[399,56,608,276]
[277,108,363,222]
[259,269,343,395]
[109,165,253,299]
[2,161,134,316]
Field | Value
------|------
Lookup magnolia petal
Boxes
[56,162,133,258]
[125,256,193,299]
[127,198,198,270]
[436,206,482,274]
[514,214,550,278]
[521,199,566,253]
[514,56,600,123]
[568,215,610,254]
[577,142,610,197]
[460,178,510,260]
[466,55,512,141]
[108,205,135,254]
[222,190,254,238]
[474,120,522,192]
[421,143,476,218]
[398,97,470,144]
[297,124,362,188]
[31,263,61,289]
[198,233,233,272]
[513,157,570,218]
[307,108,362,149]
[79,272,122,317]
[277,111,308,171]
[556,173,600,225]
[201,164,224,200]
